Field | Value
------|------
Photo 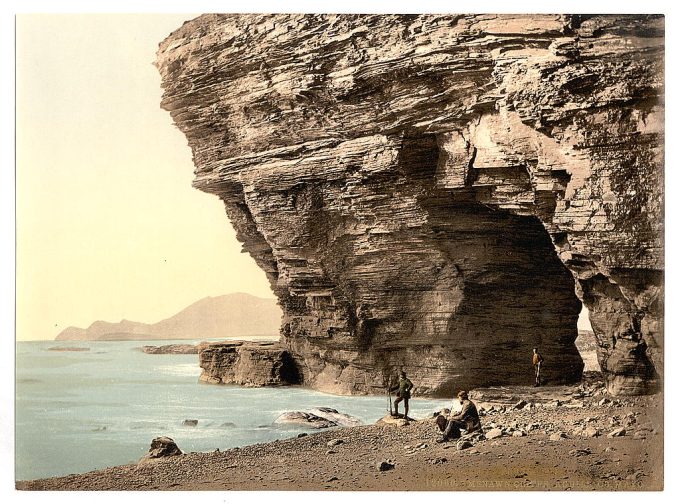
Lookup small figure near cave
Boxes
[533,347,544,387]
[436,390,482,443]
[391,371,413,419]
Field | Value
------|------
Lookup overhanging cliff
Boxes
[157,14,663,396]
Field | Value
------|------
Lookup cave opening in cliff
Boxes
[325,132,587,395]
[413,199,585,394]
[575,306,600,373]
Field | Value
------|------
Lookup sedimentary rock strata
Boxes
[197,341,300,386]
[158,14,663,396]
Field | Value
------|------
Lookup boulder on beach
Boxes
[274,411,337,429]
[274,407,363,429]
[584,426,600,438]
[308,407,363,427]
[376,415,409,427]
[138,436,182,464]
[485,428,503,440]
[376,460,395,471]
[608,427,626,438]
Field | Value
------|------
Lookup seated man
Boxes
[436,390,481,442]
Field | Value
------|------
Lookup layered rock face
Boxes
[157,14,663,396]
[197,341,301,386]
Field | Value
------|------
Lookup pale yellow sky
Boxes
[16,14,274,340]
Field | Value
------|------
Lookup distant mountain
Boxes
[55,293,282,341]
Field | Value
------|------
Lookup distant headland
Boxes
[55,293,282,341]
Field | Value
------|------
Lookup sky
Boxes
[15,14,275,341]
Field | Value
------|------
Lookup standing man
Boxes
[436,390,481,442]
[533,347,544,387]
[392,371,413,419]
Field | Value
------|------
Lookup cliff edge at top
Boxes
[157,14,663,396]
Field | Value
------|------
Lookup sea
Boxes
[15,338,448,481]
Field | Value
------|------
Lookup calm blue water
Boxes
[16,339,447,480]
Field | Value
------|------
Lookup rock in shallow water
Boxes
[141,344,198,354]
[274,411,337,429]
[197,341,300,387]
[274,407,362,429]
[47,347,89,352]
[309,407,363,427]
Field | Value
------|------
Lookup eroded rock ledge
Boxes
[158,14,663,396]
[198,341,301,386]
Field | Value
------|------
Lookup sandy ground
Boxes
[17,374,662,491]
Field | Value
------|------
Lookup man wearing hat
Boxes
[436,390,482,442]
[392,371,414,419]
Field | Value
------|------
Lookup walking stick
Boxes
[387,378,393,416]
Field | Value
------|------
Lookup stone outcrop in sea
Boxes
[141,344,198,354]
[197,341,301,386]
[157,14,663,396]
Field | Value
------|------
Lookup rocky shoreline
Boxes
[16,374,662,491]
[140,344,198,354]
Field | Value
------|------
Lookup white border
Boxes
[4,2,677,504]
